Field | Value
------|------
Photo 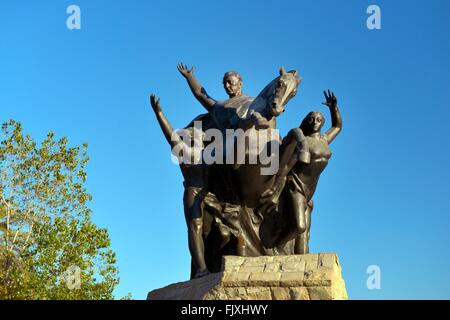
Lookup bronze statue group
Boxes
[150,64,342,279]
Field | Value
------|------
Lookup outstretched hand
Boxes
[322,89,337,108]
[177,63,195,78]
[150,94,162,113]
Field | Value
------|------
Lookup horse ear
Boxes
[279,66,286,75]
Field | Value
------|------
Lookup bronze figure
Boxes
[150,95,211,278]
[262,90,342,253]
[149,64,342,277]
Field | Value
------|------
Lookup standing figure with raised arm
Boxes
[261,90,342,253]
[150,94,212,279]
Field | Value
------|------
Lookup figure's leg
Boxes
[188,217,209,276]
[294,201,312,254]
[184,190,210,279]
[236,233,247,256]
[276,192,307,247]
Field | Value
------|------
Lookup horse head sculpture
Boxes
[270,67,302,116]
[247,67,301,120]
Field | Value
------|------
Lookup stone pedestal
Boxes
[147,253,348,300]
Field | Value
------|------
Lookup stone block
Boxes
[147,253,347,300]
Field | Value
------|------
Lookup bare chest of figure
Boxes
[292,136,331,186]
[306,135,332,163]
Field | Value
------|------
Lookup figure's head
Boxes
[300,111,325,135]
[270,67,301,116]
[223,71,243,98]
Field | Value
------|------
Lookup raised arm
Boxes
[150,94,183,150]
[177,63,216,112]
[322,90,342,144]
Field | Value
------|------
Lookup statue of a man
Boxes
[177,63,269,130]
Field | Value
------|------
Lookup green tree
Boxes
[0,120,119,299]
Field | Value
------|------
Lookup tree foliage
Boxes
[0,120,119,299]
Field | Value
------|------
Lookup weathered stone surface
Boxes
[147,253,348,300]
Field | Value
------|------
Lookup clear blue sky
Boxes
[1,0,450,299]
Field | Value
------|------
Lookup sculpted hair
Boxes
[223,71,243,84]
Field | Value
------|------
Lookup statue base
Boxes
[147,253,348,300]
